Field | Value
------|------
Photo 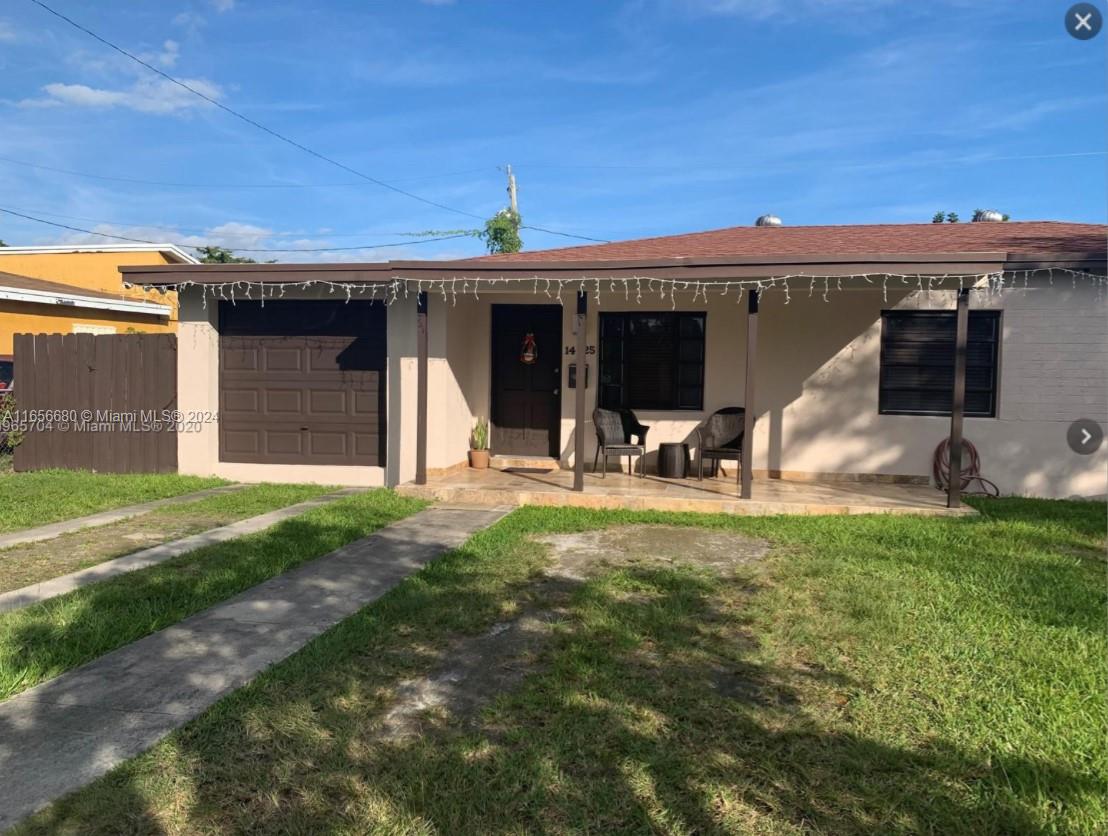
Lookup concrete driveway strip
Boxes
[0,487,366,613]
[0,505,511,830]
[0,484,247,550]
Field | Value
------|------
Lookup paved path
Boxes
[0,505,510,830]
[0,484,247,551]
[0,488,365,613]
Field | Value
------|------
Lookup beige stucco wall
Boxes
[752,281,1107,498]
[432,280,1107,499]
[171,277,1106,498]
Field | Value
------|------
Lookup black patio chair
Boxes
[592,408,649,478]
[695,406,748,481]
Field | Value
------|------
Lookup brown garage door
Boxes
[219,300,386,466]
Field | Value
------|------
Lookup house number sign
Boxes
[563,345,596,355]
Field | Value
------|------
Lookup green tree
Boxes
[482,209,522,254]
[931,212,945,224]
[195,245,258,264]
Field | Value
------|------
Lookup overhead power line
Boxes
[521,224,607,243]
[0,160,607,244]
[0,202,480,240]
[0,154,358,189]
[27,0,485,221]
[0,206,475,253]
[0,155,492,190]
[26,0,608,245]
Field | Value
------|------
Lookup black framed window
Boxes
[879,310,1000,417]
[599,312,705,410]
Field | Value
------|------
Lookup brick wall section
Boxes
[993,285,1107,424]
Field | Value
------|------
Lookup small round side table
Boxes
[657,442,690,479]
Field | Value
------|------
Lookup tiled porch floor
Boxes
[398,466,973,516]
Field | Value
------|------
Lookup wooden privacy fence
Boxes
[12,333,178,473]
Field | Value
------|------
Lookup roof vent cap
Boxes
[972,209,1005,222]
[755,214,783,227]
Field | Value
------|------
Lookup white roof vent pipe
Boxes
[755,214,783,227]
[972,209,1005,222]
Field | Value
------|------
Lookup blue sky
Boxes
[0,0,1104,261]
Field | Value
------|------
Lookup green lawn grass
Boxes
[14,497,1104,834]
[0,489,425,700]
[0,482,335,594]
[0,470,226,534]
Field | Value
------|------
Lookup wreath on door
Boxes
[519,332,538,365]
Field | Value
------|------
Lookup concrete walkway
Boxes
[0,505,509,830]
[0,484,247,550]
[0,488,365,613]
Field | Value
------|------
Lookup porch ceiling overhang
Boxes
[121,249,1104,288]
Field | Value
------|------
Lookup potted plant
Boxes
[468,417,490,469]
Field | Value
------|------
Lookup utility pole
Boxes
[506,164,518,214]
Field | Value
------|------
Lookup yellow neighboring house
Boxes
[0,244,196,387]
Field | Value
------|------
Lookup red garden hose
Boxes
[932,437,1000,497]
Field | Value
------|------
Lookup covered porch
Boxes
[397,465,969,516]
[404,253,1010,513]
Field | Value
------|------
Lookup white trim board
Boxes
[0,284,172,316]
[0,243,198,264]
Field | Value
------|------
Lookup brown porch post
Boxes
[573,290,587,492]
[946,287,969,508]
[741,289,759,500]
[415,291,428,486]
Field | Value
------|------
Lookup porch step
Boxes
[395,483,974,517]
[489,455,562,472]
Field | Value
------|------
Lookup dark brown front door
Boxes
[491,304,562,457]
[219,300,386,466]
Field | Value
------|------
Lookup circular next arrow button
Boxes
[1067,419,1104,455]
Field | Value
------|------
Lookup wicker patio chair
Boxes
[695,406,748,481]
[592,408,649,478]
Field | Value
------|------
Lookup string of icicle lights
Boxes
[133,268,1107,310]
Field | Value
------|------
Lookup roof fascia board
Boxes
[0,244,198,264]
[0,284,172,316]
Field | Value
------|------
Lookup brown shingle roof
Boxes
[476,221,1107,262]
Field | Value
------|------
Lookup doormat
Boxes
[502,467,555,474]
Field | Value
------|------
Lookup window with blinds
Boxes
[599,312,705,410]
[879,310,1000,417]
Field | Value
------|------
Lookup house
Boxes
[0,244,195,385]
[119,220,1107,501]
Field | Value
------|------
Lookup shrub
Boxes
[0,390,22,453]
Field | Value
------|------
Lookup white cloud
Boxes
[41,217,482,264]
[0,20,17,42]
[172,10,206,33]
[671,0,985,21]
[159,40,180,68]
[203,222,272,249]
[141,39,180,68]
[54,221,270,253]
[676,0,895,16]
[210,0,235,11]
[25,76,222,115]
